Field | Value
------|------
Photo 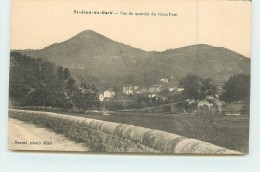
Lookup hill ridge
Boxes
[12,30,251,88]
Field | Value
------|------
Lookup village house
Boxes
[148,93,168,102]
[99,89,116,101]
[155,94,168,102]
[169,87,175,92]
[104,90,115,98]
[136,88,149,94]
[148,93,157,98]
[123,85,140,95]
[148,85,161,93]
[160,78,169,83]
[177,87,184,92]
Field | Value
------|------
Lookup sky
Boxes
[11,0,251,57]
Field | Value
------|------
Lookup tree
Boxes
[221,74,250,103]
[57,66,71,80]
[240,102,250,115]
[201,78,217,98]
[10,52,100,111]
[10,52,64,106]
[66,77,76,92]
[57,66,64,78]
[179,74,216,101]
[73,82,100,112]
[63,68,71,80]
[10,52,74,109]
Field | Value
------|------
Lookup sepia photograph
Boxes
[8,0,251,154]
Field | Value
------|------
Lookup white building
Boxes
[177,88,184,92]
[103,90,115,98]
[123,85,140,95]
[169,87,175,92]
[160,78,169,83]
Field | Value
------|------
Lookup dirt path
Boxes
[8,118,90,152]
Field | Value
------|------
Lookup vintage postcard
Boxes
[9,0,251,154]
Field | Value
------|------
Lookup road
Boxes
[8,118,90,151]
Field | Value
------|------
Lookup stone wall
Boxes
[9,109,241,154]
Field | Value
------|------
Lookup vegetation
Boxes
[73,82,100,112]
[179,74,216,101]
[221,74,250,103]
[240,102,250,115]
[10,52,66,107]
[9,52,99,111]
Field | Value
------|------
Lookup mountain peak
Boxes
[79,29,98,35]
[74,30,105,39]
